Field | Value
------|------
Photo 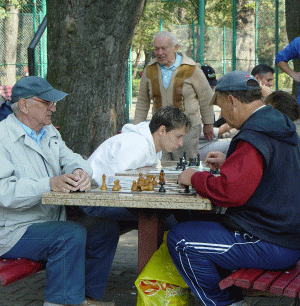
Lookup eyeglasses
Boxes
[31,97,57,108]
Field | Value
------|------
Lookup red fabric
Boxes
[191,140,264,207]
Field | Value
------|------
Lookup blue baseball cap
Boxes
[11,76,67,103]
[215,71,259,92]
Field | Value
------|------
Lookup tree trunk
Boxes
[47,0,146,157]
[4,2,19,86]
[235,0,255,72]
[285,0,300,99]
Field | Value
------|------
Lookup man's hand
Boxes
[72,169,91,192]
[178,168,197,187]
[259,82,272,100]
[203,124,215,140]
[50,169,91,193]
[205,151,226,171]
[50,174,81,193]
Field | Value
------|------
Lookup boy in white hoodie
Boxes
[84,106,191,221]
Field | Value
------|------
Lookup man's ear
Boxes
[228,94,238,110]
[158,125,167,135]
[174,44,180,52]
[18,98,29,114]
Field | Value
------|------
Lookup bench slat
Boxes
[219,268,247,290]
[234,268,265,289]
[283,275,300,298]
[269,264,300,296]
[253,270,282,291]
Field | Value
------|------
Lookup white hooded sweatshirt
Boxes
[88,121,162,185]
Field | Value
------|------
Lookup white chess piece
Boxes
[198,161,204,171]
[156,159,162,170]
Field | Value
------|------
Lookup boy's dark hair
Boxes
[265,90,300,121]
[149,106,191,133]
[251,64,274,77]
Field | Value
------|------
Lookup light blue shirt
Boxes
[17,119,46,148]
[160,53,182,89]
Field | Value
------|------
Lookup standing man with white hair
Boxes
[134,31,214,161]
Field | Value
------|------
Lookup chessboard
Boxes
[94,175,198,196]
[115,161,214,178]
[148,162,211,175]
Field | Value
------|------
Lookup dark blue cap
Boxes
[216,71,259,92]
[11,76,67,103]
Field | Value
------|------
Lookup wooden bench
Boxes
[219,261,300,303]
[0,258,45,286]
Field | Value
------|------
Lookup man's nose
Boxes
[49,104,57,112]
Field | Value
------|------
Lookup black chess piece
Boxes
[176,158,183,170]
[158,182,166,192]
[182,163,186,171]
[196,153,200,166]
[210,169,220,175]
[189,158,194,166]
[183,151,187,162]
[184,185,190,193]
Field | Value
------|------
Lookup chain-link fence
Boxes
[0,0,47,86]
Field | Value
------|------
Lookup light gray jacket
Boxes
[0,114,92,255]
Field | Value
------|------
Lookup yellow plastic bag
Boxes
[135,232,194,305]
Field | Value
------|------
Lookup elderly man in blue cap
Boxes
[0,76,118,306]
[167,71,300,306]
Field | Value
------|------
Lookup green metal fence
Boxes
[0,0,47,86]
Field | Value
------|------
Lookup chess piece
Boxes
[184,185,190,193]
[196,153,200,166]
[210,169,220,175]
[100,174,108,190]
[150,175,157,186]
[131,180,138,191]
[137,173,146,189]
[189,158,195,166]
[176,158,183,170]
[158,182,166,192]
[159,170,165,185]
[112,179,121,191]
[141,180,154,191]
[145,174,151,186]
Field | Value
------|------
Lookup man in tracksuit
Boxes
[167,71,300,306]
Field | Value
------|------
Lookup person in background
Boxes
[265,90,300,136]
[275,37,300,106]
[197,64,231,160]
[251,64,274,87]
[0,92,12,121]
[251,64,274,100]
[134,31,214,161]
